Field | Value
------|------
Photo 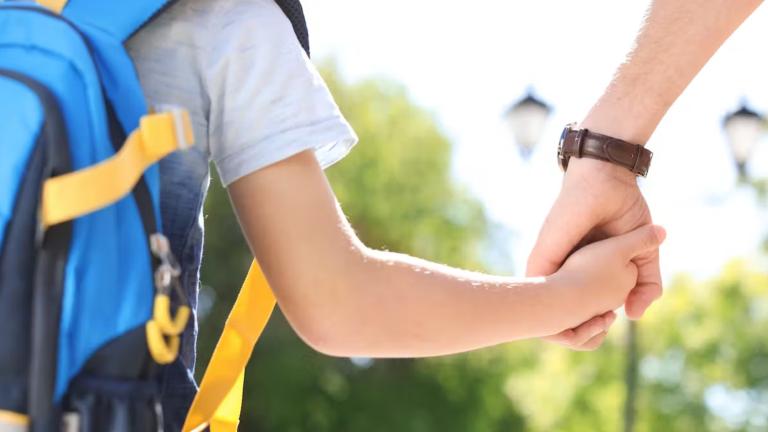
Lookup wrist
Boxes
[526,275,584,336]
[580,112,657,147]
[580,86,667,145]
[547,270,614,332]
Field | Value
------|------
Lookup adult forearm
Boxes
[581,0,762,144]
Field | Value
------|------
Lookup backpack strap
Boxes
[40,109,193,228]
[182,261,276,432]
[184,1,310,429]
[36,0,66,13]
[274,0,310,56]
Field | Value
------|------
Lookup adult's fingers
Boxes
[624,250,662,319]
[527,195,600,277]
[611,225,666,260]
[607,225,664,319]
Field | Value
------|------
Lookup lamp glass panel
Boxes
[724,115,764,164]
[507,103,550,151]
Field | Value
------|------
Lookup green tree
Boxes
[501,260,768,432]
[637,261,768,432]
[197,63,524,431]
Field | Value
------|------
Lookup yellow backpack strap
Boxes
[40,109,193,229]
[183,260,276,432]
[36,0,68,14]
[0,410,29,431]
[208,370,245,431]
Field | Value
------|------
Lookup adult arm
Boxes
[582,0,763,143]
[528,0,762,349]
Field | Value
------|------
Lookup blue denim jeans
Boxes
[156,147,211,431]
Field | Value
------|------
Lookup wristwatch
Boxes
[557,123,653,177]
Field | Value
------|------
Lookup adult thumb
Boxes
[527,197,598,277]
[615,225,666,259]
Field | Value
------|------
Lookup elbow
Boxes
[276,251,369,358]
[293,316,353,357]
[285,295,361,358]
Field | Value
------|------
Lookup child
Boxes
[127,0,665,429]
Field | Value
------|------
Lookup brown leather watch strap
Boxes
[558,125,653,177]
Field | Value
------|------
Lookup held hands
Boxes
[529,157,663,350]
[551,224,666,340]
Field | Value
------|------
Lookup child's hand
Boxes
[552,225,666,328]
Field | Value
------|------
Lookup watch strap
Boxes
[561,128,652,177]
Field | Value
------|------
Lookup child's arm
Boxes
[227,150,665,358]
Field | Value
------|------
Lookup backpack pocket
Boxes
[63,376,162,432]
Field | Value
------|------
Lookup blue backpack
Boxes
[0,0,309,431]
[0,0,196,430]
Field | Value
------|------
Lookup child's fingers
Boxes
[566,312,615,351]
[546,312,615,347]
[574,331,608,351]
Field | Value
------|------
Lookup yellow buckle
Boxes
[146,320,180,365]
[154,105,193,150]
[153,294,190,336]
[145,233,190,365]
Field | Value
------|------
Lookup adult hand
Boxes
[528,157,661,349]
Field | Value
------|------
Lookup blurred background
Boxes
[197,1,768,430]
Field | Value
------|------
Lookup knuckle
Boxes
[643,234,656,249]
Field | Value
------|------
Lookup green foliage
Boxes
[637,262,768,432]
[496,262,768,432]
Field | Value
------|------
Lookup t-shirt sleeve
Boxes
[204,0,357,186]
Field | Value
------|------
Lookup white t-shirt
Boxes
[127,0,358,186]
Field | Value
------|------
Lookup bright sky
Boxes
[303,0,768,283]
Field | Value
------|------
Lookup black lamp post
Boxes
[505,90,552,158]
[723,102,766,181]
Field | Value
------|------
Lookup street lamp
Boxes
[723,102,766,180]
[505,90,552,158]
